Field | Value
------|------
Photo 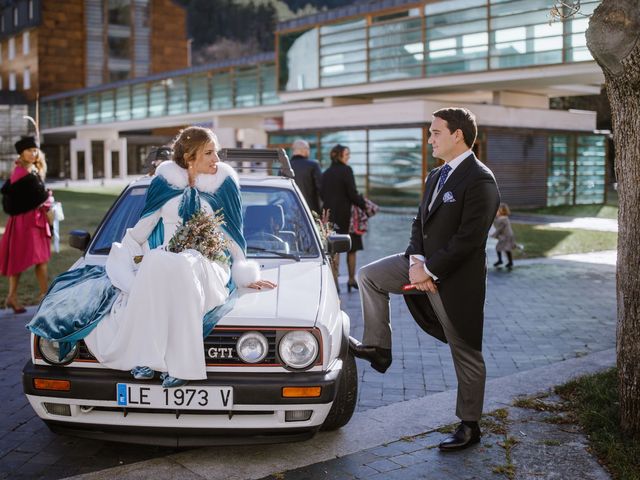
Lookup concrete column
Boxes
[69,138,91,181]
[84,144,93,181]
[104,137,128,179]
[117,137,127,179]
[103,142,113,179]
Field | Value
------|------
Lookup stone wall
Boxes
[150,0,189,74]
[37,0,85,96]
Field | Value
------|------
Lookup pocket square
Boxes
[443,191,456,203]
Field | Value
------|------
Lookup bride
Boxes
[29,127,276,387]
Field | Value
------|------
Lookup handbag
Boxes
[47,201,64,224]
[349,198,379,235]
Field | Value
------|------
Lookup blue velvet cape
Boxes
[27,173,244,359]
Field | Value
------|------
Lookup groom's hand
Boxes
[409,260,429,284]
[409,261,438,293]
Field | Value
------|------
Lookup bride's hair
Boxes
[171,126,220,169]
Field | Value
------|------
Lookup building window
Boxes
[13,7,18,27]
[28,0,34,20]
[23,31,29,54]
[23,67,30,89]
[9,71,16,91]
[8,37,15,60]
[109,69,130,82]
[108,0,131,26]
[108,36,130,59]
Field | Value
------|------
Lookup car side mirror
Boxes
[69,230,91,251]
[327,234,351,254]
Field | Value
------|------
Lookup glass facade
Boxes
[269,128,422,207]
[279,0,600,91]
[547,134,606,206]
[41,60,278,128]
[319,20,367,87]
[271,128,606,208]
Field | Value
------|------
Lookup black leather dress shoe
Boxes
[439,421,481,451]
[348,336,392,373]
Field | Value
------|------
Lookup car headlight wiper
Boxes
[247,246,300,261]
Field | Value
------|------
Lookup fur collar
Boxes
[155,160,238,193]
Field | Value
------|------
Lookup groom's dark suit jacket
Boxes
[404,153,500,351]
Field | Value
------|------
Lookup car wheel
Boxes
[320,350,358,431]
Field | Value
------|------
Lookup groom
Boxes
[350,107,500,451]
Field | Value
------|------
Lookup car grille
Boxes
[75,329,280,366]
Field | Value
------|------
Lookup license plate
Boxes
[116,383,233,410]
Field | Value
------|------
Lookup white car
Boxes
[22,149,357,446]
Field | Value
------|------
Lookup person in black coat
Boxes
[321,144,367,292]
[350,108,500,452]
[290,139,322,215]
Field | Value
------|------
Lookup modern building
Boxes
[38,0,607,208]
[0,0,188,175]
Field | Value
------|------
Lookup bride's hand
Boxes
[247,280,277,290]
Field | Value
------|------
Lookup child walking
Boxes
[491,203,516,270]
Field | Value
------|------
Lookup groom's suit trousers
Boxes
[357,253,486,421]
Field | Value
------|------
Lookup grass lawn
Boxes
[0,188,121,307]
[556,369,640,480]
[515,204,619,219]
[511,223,618,259]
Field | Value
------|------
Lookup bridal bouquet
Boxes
[313,209,336,251]
[168,209,229,263]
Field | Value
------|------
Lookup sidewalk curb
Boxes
[68,348,616,480]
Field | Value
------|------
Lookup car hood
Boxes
[220,261,323,327]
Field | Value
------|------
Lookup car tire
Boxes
[320,350,358,431]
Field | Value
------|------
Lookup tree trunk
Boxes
[586,0,640,438]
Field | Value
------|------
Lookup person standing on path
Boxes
[321,144,368,293]
[0,136,52,313]
[289,139,322,216]
[491,202,516,270]
[350,107,500,451]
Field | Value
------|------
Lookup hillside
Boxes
[177,0,363,64]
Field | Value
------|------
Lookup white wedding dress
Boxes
[84,161,259,380]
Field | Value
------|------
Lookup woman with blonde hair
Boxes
[0,137,52,313]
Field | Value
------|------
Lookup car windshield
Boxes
[89,184,321,259]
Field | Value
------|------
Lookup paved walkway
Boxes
[0,212,617,480]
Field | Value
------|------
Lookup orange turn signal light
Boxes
[34,379,71,391]
[282,386,322,398]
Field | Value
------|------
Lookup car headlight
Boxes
[278,330,319,369]
[38,337,78,365]
[236,331,269,363]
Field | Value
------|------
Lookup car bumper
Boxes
[23,361,342,447]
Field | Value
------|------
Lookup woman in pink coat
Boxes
[0,136,52,313]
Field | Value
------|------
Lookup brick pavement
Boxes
[258,393,610,480]
[0,212,617,479]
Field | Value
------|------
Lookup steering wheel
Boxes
[246,232,289,252]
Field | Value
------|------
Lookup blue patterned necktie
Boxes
[437,164,452,192]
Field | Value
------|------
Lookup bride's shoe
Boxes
[4,297,26,314]
[161,375,188,388]
[131,366,155,380]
